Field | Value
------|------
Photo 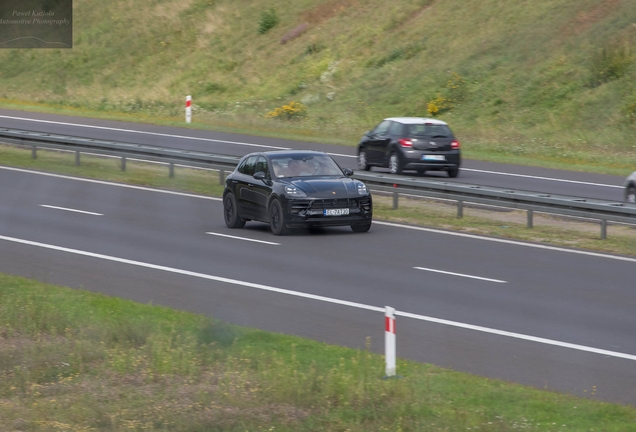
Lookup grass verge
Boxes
[1,143,634,257]
[2,274,636,431]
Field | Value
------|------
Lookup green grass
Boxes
[1,0,636,176]
[2,273,636,431]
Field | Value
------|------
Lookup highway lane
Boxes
[0,108,627,201]
[1,166,636,405]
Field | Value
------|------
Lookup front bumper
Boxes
[284,196,373,228]
[401,150,461,171]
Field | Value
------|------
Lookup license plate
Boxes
[423,155,446,161]
[324,208,350,216]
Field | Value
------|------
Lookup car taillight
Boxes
[399,138,413,148]
[451,139,460,149]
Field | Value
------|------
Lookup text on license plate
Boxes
[422,155,446,161]
[324,208,350,216]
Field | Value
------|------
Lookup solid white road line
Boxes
[462,168,622,188]
[206,232,280,245]
[0,114,356,158]
[40,205,103,216]
[1,233,635,362]
[414,266,506,283]
[2,165,634,263]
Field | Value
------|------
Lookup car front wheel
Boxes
[358,150,371,171]
[389,152,402,175]
[626,184,636,203]
[269,199,289,236]
[223,193,245,228]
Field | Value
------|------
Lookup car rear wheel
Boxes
[389,152,403,175]
[358,150,371,171]
[626,185,636,203]
[351,222,372,233]
[223,193,245,229]
[447,167,459,178]
[269,199,289,236]
[416,168,426,175]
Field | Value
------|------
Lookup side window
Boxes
[255,156,269,178]
[374,120,391,136]
[238,155,257,176]
[389,121,404,136]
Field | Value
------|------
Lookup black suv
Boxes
[357,117,461,177]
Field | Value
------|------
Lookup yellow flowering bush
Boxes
[265,101,307,120]
[427,94,453,117]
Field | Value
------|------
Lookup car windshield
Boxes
[407,124,452,138]
[270,154,343,178]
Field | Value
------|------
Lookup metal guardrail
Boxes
[1,127,635,239]
[353,172,636,238]
[0,127,241,179]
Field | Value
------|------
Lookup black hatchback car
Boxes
[357,117,461,177]
[223,150,373,235]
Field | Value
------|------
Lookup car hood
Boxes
[290,177,358,198]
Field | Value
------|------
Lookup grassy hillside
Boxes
[1,0,636,174]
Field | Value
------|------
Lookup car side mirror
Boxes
[365,130,372,137]
[253,171,271,185]
[342,168,353,177]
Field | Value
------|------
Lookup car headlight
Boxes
[285,185,307,198]
[355,181,369,196]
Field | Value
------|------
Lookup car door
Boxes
[250,156,273,221]
[367,120,392,164]
[235,155,258,218]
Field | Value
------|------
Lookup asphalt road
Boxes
[0,108,627,202]
[1,163,636,406]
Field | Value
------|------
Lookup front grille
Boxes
[289,198,365,215]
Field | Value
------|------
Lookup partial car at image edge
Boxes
[624,170,636,203]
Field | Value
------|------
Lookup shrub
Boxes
[265,101,307,120]
[427,94,453,117]
[589,43,632,87]
[446,72,466,102]
[258,8,280,35]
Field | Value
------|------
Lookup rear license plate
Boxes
[324,208,350,216]
[423,155,446,161]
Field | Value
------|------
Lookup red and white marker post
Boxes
[185,95,192,123]
[385,306,396,377]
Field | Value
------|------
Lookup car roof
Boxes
[384,117,448,125]
[244,150,330,159]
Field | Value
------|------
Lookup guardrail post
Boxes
[527,210,533,229]
[121,156,126,172]
[31,145,37,160]
[384,306,396,378]
[457,200,464,218]
[392,184,399,210]
[601,219,607,240]
[219,169,225,185]
[169,163,175,178]
[75,151,80,166]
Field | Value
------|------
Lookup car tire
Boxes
[416,168,426,175]
[269,199,289,236]
[447,167,460,178]
[351,222,372,233]
[358,150,371,171]
[223,193,245,229]
[626,184,636,203]
[389,152,403,175]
